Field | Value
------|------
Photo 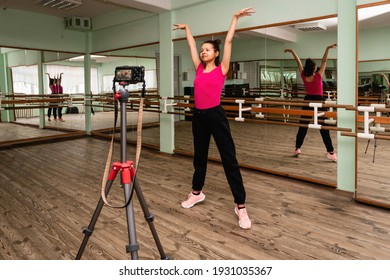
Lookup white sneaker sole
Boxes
[326,154,337,162]
[181,195,205,209]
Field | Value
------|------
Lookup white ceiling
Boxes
[0,0,211,18]
[2,0,389,29]
[1,0,389,44]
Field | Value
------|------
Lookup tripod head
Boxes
[114,66,144,85]
[113,65,146,99]
[114,86,130,103]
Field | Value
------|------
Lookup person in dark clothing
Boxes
[284,44,338,162]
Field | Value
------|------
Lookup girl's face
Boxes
[200,43,219,63]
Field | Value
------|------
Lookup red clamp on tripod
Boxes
[108,161,136,185]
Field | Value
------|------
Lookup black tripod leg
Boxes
[365,139,370,154]
[123,182,139,260]
[133,178,169,260]
[372,138,377,163]
[75,179,114,260]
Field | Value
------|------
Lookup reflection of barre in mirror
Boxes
[341,104,390,141]
[324,100,337,125]
[183,95,191,112]
[1,93,353,134]
[234,99,252,122]
[253,97,265,119]
[280,90,291,123]
[364,105,387,163]
[222,97,351,131]
[0,94,87,113]
[137,96,353,137]
[161,96,177,114]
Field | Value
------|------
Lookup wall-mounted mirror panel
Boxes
[173,17,339,187]
[0,47,87,147]
[356,3,390,208]
[0,44,161,149]
[93,44,161,149]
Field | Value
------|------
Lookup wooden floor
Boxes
[5,111,390,209]
[1,137,390,260]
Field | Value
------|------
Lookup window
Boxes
[45,65,98,94]
[11,65,39,94]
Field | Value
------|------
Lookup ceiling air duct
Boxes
[294,22,327,32]
[41,0,82,10]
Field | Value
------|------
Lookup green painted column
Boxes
[0,53,7,122]
[84,31,92,135]
[37,51,45,129]
[0,53,7,121]
[337,0,356,193]
[159,12,175,154]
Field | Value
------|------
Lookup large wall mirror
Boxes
[173,16,339,187]
[92,43,160,149]
[0,47,87,146]
[0,44,161,149]
[356,3,390,209]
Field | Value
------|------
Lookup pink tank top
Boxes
[300,72,323,96]
[194,64,226,109]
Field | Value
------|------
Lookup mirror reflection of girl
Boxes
[284,44,338,162]
[173,7,254,230]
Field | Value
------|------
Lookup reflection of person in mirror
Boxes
[47,73,65,122]
[173,7,254,230]
[284,43,337,162]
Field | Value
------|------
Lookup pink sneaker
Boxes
[326,152,337,162]
[234,206,252,230]
[181,192,205,208]
[293,148,301,156]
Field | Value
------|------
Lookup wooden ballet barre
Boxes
[2,105,53,110]
[249,99,354,109]
[254,115,335,124]
[235,117,352,132]
[168,96,195,101]
[341,132,390,140]
[250,107,337,118]
[3,93,70,98]
[2,97,68,104]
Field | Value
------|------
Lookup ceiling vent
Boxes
[65,16,92,31]
[41,0,82,10]
[294,22,327,32]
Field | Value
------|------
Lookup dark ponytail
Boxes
[202,39,221,66]
[303,58,316,77]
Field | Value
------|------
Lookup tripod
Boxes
[365,135,378,163]
[75,86,168,260]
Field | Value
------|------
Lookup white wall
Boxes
[0,9,85,53]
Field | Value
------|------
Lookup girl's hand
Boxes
[327,43,337,49]
[235,7,255,19]
[172,23,188,31]
[284,49,294,53]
